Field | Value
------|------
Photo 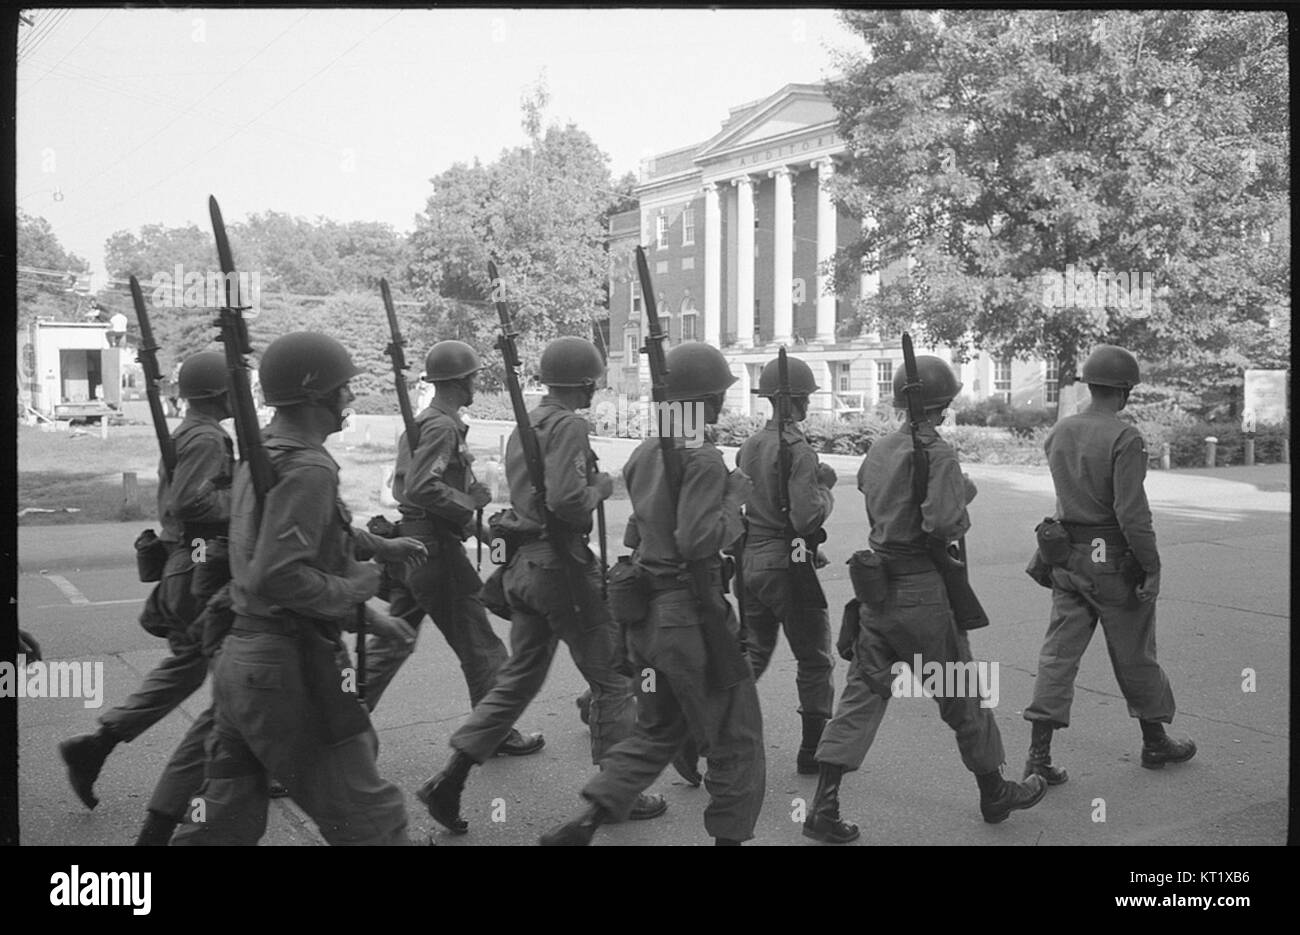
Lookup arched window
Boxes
[680,295,699,342]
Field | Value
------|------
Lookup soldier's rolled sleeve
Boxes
[1112,432,1160,574]
[247,464,368,620]
[406,423,476,524]
[624,513,642,549]
[676,453,729,560]
[171,433,231,524]
[544,417,601,529]
[790,445,833,536]
[921,447,971,541]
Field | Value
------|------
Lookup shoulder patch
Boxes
[574,453,587,478]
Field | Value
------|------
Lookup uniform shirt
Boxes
[738,420,833,540]
[156,411,233,543]
[858,423,970,557]
[624,437,744,577]
[1044,410,1159,574]
[393,396,479,531]
[499,397,602,536]
[229,424,386,624]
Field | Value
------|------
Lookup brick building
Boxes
[606,83,1055,417]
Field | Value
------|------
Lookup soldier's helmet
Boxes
[892,356,962,409]
[1081,344,1141,390]
[665,343,737,401]
[424,340,482,382]
[539,336,605,388]
[259,332,362,406]
[177,351,228,399]
[755,354,819,397]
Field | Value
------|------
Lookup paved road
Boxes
[15,456,1289,846]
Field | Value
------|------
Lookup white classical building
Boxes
[607,83,1055,416]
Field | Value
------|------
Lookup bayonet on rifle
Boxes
[130,275,176,478]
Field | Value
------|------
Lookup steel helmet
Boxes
[755,354,819,397]
[424,340,482,382]
[259,332,362,406]
[176,351,228,399]
[665,343,737,401]
[539,336,605,387]
[892,356,962,409]
[1081,344,1141,390]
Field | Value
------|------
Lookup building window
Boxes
[876,360,894,402]
[1044,355,1059,405]
[631,281,642,317]
[835,362,851,393]
[656,214,668,250]
[680,296,698,341]
[625,327,640,363]
[994,357,1012,402]
[682,207,695,247]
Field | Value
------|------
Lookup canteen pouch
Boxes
[1025,550,1055,589]
[135,528,168,583]
[607,555,650,627]
[847,550,889,606]
[366,514,399,539]
[1035,517,1072,566]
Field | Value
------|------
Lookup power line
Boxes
[17,9,69,62]
[20,10,109,98]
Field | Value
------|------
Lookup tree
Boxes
[826,10,1289,411]
[18,211,90,321]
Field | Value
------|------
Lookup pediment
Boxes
[696,85,837,161]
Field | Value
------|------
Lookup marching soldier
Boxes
[364,340,543,757]
[738,354,837,774]
[540,343,765,846]
[60,351,233,831]
[171,332,424,845]
[418,336,665,835]
[1022,345,1194,782]
[805,356,1046,844]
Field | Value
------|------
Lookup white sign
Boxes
[1243,369,1287,426]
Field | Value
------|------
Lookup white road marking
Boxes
[35,598,144,609]
[40,572,89,604]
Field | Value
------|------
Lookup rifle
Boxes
[634,246,750,691]
[489,259,592,621]
[773,346,828,609]
[590,451,608,599]
[899,333,989,630]
[379,278,420,448]
[130,275,176,478]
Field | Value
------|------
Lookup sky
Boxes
[16,7,862,284]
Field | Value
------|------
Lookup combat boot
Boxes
[59,726,119,809]
[417,751,473,835]
[672,738,702,787]
[134,810,178,846]
[628,793,667,821]
[539,800,609,846]
[796,714,827,775]
[802,763,860,844]
[978,770,1047,824]
[1139,721,1197,769]
[495,728,546,757]
[1023,721,1068,785]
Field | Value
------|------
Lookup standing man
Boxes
[418,336,665,835]
[738,354,837,774]
[108,309,129,347]
[805,356,1046,844]
[540,343,765,846]
[171,332,423,845]
[363,339,543,757]
[59,351,233,818]
[1022,345,1194,782]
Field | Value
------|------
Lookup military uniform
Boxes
[171,424,409,845]
[363,397,507,709]
[443,397,633,765]
[581,435,767,843]
[737,420,835,732]
[1024,412,1175,728]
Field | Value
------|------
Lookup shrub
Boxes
[465,391,518,422]
[713,412,767,448]
[1162,421,1290,467]
[941,425,1048,465]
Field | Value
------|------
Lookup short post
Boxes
[364,422,371,445]
[100,416,108,440]
[1244,434,1256,466]
[1160,441,1171,471]
[1204,436,1218,468]
[1282,437,1290,465]
[122,472,138,510]
[499,434,505,461]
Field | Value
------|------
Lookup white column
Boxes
[860,214,880,342]
[814,159,837,344]
[770,166,793,346]
[704,183,721,346]
[734,176,755,349]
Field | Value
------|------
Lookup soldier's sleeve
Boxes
[623,461,641,548]
[921,444,971,541]
[1113,429,1160,573]
[390,430,412,503]
[676,449,730,560]
[544,416,601,529]
[245,463,370,620]
[169,430,232,525]
[790,443,833,536]
[405,420,476,524]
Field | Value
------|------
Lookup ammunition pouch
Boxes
[135,528,168,583]
[366,514,399,539]
[847,550,889,606]
[837,598,861,661]
[608,555,651,627]
[480,565,511,619]
[1034,518,1072,566]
